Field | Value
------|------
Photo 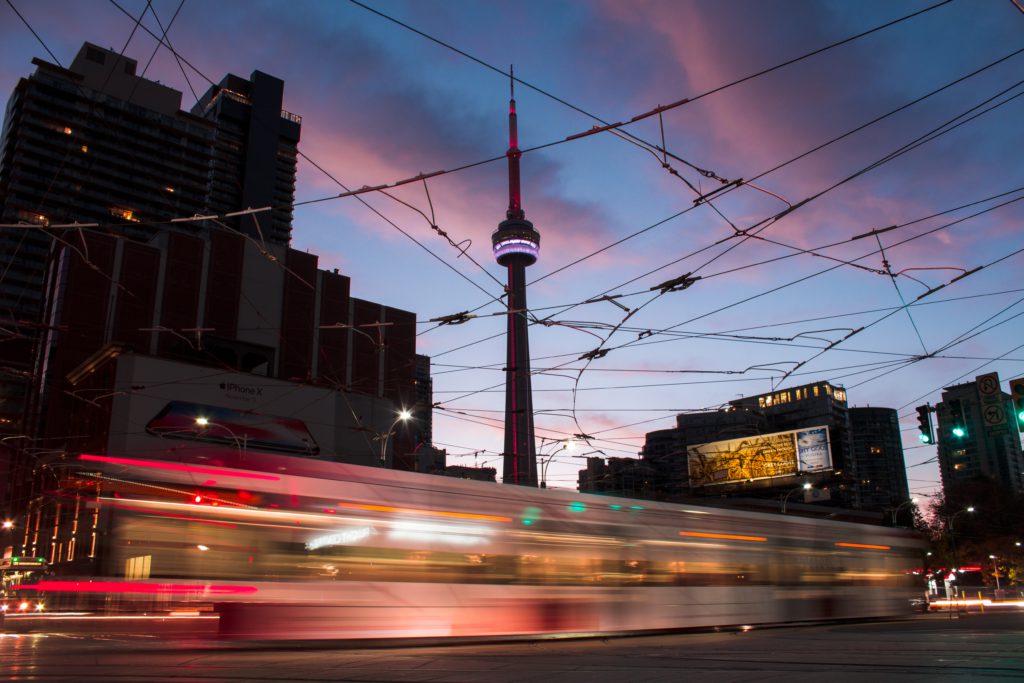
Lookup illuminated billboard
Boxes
[105,354,398,467]
[687,426,832,488]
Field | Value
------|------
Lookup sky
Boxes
[2,0,1023,503]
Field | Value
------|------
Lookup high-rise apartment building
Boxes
[191,71,300,244]
[936,376,1024,495]
[848,407,911,515]
[0,43,300,432]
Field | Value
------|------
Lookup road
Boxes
[2,611,1023,682]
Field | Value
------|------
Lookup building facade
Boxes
[848,407,911,516]
[594,381,892,510]
[0,44,436,535]
[0,43,300,436]
[936,377,1024,495]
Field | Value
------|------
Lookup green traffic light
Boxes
[952,426,965,438]
[918,433,931,443]
[1018,409,1024,422]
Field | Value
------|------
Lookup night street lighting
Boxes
[890,497,919,527]
[194,417,247,454]
[380,410,412,463]
[2,520,12,530]
[539,438,576,489]
[781,482,812,513]
[989,555,1000,591]
[947,506,975,573]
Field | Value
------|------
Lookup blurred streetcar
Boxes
[18,451,924,640]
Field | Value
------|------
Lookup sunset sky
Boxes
[2,0,1023,502]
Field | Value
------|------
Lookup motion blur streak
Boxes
[34,452,924,640]
[338,501,512,522]
[98,500,239,528]
[15,581,258,595]
[79,454,281,480]
[679,531,768,542]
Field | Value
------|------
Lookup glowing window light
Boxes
[337,502,511,523]
[492,237,539,261]
[388,520,490,546]
[834,542,891,550]
[679,531,767,543]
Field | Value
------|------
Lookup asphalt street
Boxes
[2,611,1022,682]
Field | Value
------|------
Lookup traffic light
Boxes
[947,399,966,438]
[916,405,933,443]
[1010,377,1024,429]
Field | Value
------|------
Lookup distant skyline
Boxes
[2,0,1023,502]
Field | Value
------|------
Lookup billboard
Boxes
[105,354,398,467]
[145,400,320,455]
[687,426,832,488]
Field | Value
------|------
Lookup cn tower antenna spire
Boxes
[493,65,540,486]
[507,65,524,221]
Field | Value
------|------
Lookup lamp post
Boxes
[947,506,975,574]
[195,417,247,455]
[538,438,576,489]
[890,497,919,527]
[989,555,1001,591]
[380,410,412,464]
[781,482,812,513]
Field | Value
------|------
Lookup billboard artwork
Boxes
[687,426,832,488]
[795,427,831,472]
[145,400,320,455]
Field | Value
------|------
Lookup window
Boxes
[86,47,106,64]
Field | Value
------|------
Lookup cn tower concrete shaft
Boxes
[492,86,540,486]
[498,222,537,486]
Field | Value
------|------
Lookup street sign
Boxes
[976,372,1000,398]
[982,403,1007,429]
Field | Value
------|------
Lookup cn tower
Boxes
[493,77,540,487]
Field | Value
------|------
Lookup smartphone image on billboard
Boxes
[145,400,320,455]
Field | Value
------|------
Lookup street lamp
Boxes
[989,555,1001,591]
[538,438,576,489]
[380,410,412,463]
[947,506,975,573]
[890,497,919,527]
[781,482,812,513]
[194,417,247,455]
